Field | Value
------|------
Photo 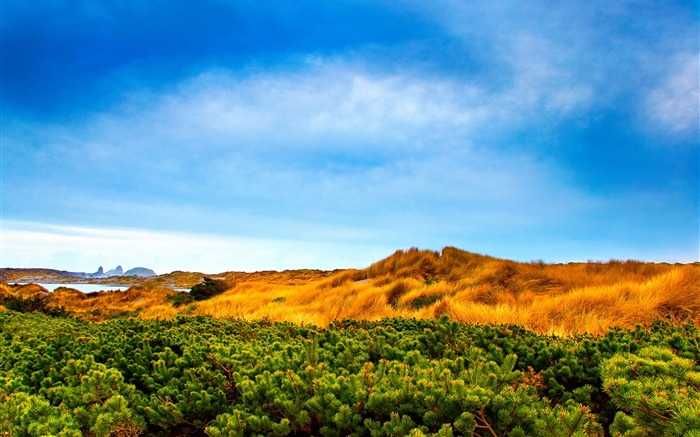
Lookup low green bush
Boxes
[1,312,698,436]
[190,277,229,301]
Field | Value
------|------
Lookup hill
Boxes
[0,268,85,282]
[2,247,698,334]
[0,265,157,283]
[123,267,157,277]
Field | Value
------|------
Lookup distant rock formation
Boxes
[0,266,157,283]
[123,267,157,277]
[87,266,156,278]
[104,266,124,277]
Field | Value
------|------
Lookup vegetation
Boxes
[602,346,700,435]
[2,311,699,436]
[2,247,698,335]
[190,277,230,301]
[165,291,194,307]
[0,295,69,318]
[0,284,181,322]
[193,248,693,334]
[1,248,698,435]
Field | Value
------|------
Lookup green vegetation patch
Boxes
[165,291,194,307]
[190,277,229,301]
[1,312,698,436]
[409,294,444,309]
[0,295,69,318]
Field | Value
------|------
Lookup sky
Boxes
[1,0,698,274]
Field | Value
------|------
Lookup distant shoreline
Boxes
[14,282,132,293]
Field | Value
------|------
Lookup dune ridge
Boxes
[2,247,698,335]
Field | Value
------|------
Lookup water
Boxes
[20,283,132,293]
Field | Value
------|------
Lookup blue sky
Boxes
[1,0,698,274]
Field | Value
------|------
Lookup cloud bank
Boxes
[2,1,697,270]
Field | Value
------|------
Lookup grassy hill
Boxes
[0,267,82,282]
[2,247,698,335]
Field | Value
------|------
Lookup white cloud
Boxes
[646,53,700,138]
[132,64,484,154]
[502,33,595,117]
[4,59,603,253]
[428,0,698,139]
[0,221,392,273]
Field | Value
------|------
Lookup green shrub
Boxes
[601,346,700,436]
[1,295,69,317]
[166,291,194,307]
[409,294,443,309]
[2,311,698,436]
[424,277,440,285]
[190,277,229,301]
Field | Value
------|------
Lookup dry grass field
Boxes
[2,247,698,335]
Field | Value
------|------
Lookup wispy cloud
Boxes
[0,221,392,273]
[431,0,698,136]
[645,53,699,138]
[4,62,600,235]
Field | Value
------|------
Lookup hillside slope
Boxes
[3,247,698,335]
[190,247,699,334]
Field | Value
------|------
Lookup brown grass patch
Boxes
[3,248,697,334]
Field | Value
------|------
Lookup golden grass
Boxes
[520,266,699,333]
[43,285,178,321]
[2,248,698,335]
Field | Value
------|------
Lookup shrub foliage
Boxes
[190,277,229,301]
[1,312,698,436]
[0,295,69,318]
